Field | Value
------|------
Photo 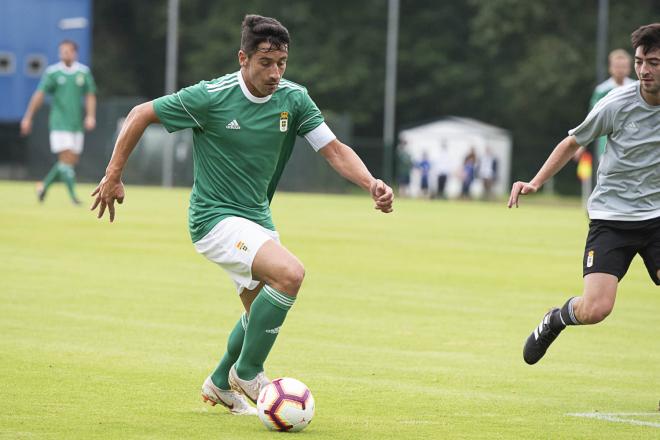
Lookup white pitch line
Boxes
[566,412,660,428]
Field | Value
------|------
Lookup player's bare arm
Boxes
[20,90,45,136]
[91,101,160,222]
[508,135,581,208]
[319,139,394,213]
[85,93,97,131]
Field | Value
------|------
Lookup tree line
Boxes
[92,0,659,193]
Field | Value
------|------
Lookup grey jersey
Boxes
[569,82,660,221]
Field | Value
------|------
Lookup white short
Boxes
[193,216,280,294]
[50,131,84,154]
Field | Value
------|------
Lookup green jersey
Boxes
[37,62,96,132]
[153,71,325,242]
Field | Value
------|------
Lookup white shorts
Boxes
[50,131,84,154]
[194,216,280,294]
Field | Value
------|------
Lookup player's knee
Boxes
[277,263,305,296]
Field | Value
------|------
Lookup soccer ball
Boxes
[257,377,315,432]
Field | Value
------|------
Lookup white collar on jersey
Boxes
[56,61,82,74]
[238,70,273,104]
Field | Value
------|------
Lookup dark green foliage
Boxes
[92,0,660,193]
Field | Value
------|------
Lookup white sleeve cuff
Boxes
[304,122,336,151]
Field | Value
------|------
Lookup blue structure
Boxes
[0,0,92,122]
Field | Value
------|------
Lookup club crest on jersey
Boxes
[586,250,594,268]
[76,73,85,86]
[279,111,289,132]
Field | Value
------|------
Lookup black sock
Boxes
[548,297,581,331]
[559,297,581,326]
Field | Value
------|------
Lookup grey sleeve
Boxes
[568,100,615,147]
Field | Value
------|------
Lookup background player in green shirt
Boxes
[21,40,97,204]
[573,49,633,162]
[91,15,394,415]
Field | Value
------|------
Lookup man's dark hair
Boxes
[631,23,660,54]
[240,14,290,56]
[59,39,78,51]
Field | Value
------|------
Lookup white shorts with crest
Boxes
[50,131,84,154]
[193,216,280,294]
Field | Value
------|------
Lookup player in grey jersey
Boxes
[508,23,660,365]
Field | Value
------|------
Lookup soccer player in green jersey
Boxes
[21,40,97,205]
[91,15,394,415]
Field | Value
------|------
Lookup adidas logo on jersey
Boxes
[226,119,241,130]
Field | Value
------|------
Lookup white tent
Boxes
[398,117,512,199]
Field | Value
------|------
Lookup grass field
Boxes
[1,180,659,439]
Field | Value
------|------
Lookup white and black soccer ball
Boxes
[257,377,315,432]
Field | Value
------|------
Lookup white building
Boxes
[398,117,512,199]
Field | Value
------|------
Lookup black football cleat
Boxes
[523,308,563,365]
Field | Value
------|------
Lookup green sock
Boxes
[210,313,247,390]
[58,163,78,201]
[235,285,296,380]
[42,162,61,194]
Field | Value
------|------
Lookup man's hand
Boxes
[20,118,32,136]
[370,179,394,213]
[84,115,96,131]
[507,181,538,208]
[91,175,125,222]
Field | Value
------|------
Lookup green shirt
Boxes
[153,71,325,242]
[37,62,96,132]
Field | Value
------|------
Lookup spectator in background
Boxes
[460,148,477,199]
[21,40,97,205]
[478,147,498,200]
[395,143,413,197]
[574,49,634,162]
[434,142,450,199]
[415,152,431,198]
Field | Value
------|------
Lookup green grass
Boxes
[1,180,659,439]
